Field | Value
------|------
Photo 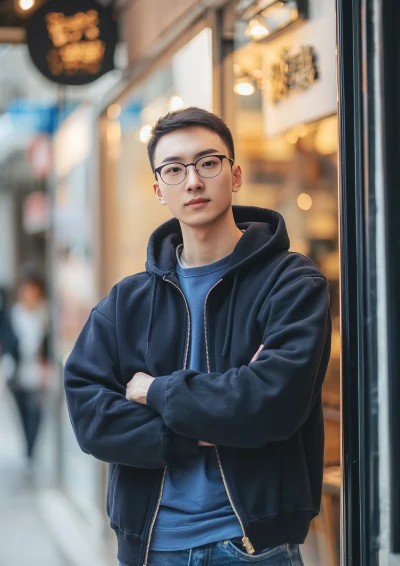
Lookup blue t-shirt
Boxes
[150,248,242,551]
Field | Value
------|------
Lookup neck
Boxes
[180,208,243,268]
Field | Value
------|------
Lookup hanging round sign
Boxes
[26,0,118,86]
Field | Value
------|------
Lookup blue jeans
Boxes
[119,540,304,565]
[12,388,42,459]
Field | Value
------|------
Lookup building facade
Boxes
[47,1,400,565]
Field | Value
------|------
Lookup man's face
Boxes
[152,126,242,227]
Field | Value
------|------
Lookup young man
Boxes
[65,107,331,566]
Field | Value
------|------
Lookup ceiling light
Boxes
[261,2,299,31]
[139,124,153,144]
[19,0,35,10]
[169,96,185,111]
[241,0,308,43]
[246,16,270,41]
[233,77,255,96]
[297,193,312,211]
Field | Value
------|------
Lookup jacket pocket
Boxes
[282,432,313,511]
[108,464,163,536]
[219,438,313,524]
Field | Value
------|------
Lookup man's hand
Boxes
[199,441,215,447]
[251,344,264,363]
[126,372,155,405]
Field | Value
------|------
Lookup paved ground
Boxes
[0,390,70,566]
[0,387,117,566]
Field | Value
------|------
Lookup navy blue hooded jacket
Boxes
[64,206,331,566]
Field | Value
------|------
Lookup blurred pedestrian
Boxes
[9,274,49,464]
[65,108,331,566]
[0,288,19,394]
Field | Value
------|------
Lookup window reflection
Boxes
[228,31,340,566]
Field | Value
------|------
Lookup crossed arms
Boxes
[64,276,330,469]
[125,345,264,448]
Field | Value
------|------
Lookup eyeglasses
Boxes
[154,154,234,186]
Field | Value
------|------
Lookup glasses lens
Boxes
[197,156,223,178]
[161,163,186,185]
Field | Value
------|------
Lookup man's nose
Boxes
[184,164,204,191]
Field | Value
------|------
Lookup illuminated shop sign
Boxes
[26,0,118,86]
[271,46,319,104]
[262,0,336,136]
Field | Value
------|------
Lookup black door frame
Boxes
[336,0,381,565]
[381,0,400,556]
[336,0,400,562]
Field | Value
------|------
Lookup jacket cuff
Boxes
[167,431,199,462]
[147,375,170,416]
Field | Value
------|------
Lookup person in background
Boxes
[10,274,49,464]
[0,288,19,394]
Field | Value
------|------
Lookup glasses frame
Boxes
[154,154,234,185]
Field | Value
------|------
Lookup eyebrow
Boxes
[161,148,221,164]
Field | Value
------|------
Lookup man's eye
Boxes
[202,159,218,168]
[165,166,183,175]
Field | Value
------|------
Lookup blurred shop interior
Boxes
[99,1,340,563]
[0,1,340,565]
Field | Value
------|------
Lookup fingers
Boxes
[250,344,264,363]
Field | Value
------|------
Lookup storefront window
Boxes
[101,27,213,291]
[225,1,340,564]
[53,106,103,529]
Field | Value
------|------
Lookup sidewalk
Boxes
[0,390,70,566]
[0,387,117,566]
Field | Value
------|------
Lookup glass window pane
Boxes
[225,7,340,565]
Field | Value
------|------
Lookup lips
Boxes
[185,198,210,206]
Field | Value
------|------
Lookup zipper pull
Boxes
[242,537,255,555]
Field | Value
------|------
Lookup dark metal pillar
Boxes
[336,0,381,564]
[380,0,400,556]
[336,0,364,564]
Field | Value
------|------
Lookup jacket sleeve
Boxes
[0,314,19,362]
[147,276,331,448]
[64,307,198,468]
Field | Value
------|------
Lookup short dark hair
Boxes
[147,107,235,172]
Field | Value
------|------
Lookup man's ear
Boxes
[153,182,167,204]
[232,165,242,194]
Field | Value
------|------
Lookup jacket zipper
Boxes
[142,467,167,566]
[142,278,191,566]
[204,280,255,556]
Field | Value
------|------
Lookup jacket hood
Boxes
[145,206,290,278]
